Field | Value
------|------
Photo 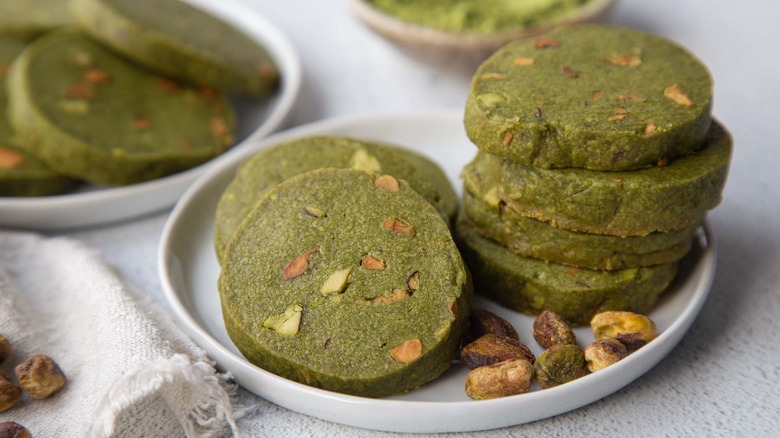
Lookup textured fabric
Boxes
[0,232,243,437]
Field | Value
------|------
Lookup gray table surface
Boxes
[47,0,780,435]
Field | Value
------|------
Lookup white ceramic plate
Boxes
[158,112,717,433]
[0,0,301,230]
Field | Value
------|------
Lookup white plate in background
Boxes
[158,112,716,433]
[0,0,301,230]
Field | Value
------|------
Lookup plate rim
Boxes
[0,0,302,230]
[158,111,717,433]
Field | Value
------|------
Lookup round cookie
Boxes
[7,30,236,186]
[0,0,73,41]
[465,24,713,170]
[219,168,470,397]
[71,0,279,96]
[462,121,731,236]
[455,213,679,326]
[214,136,458,263]
[462,190,697,270]
[1,36,75,196]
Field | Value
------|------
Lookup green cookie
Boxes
[220,169,470,397]
[455,213,679,326]
[1,35,75,196]
[462,122,731,236]
[462,190,697,270]
[214,136,458,263]
[0,0,73,41]
[7,30,235,186]
[465,24,713,170]
[72,0,279,96]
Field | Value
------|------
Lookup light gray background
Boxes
[56,0,780,436]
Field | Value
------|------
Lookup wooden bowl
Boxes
[349,0,617,56]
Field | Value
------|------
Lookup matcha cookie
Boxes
[462,122,731,236]
[465,24,713,170]
[1,36,75,196]
[455,213,678,325]
[214,136,458,263]
[7,30,235,186]
[462,190,697,270]
[72,0,279,96]
[219,169,470,397]
[0,0,73,41]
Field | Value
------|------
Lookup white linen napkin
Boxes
[0,231,244,437]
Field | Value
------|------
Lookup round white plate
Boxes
[0,0,301,230]
[158,112,717,433]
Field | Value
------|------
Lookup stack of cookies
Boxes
[1,0,278,195]
[457,24,732,325]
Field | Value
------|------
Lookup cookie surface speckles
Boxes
[455,213,678,326]
[72,0,279,96]
[462,122,731,236]
[465,24,713,170]
[7,30,235,186]
[214,136,457,263]
[462,190,697,270]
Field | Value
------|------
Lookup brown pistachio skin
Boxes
[614,332,652,351]
[465,359,534,400]
[534,344,587,389]
[0,375,22,413]
[460,334,535,370]
[0,422,32,438]
[467,309,519,342]
[15,355,65,400]
[533,310,576,349]
[0,335,9,364]
[584,339,628,372]
[591,311,658,351]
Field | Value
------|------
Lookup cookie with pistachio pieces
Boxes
[71,0,279,96]
[455,213,679,326]
[461,190,697,270]
[219,168,471,397]
[0,35,76,196]
[214,135,458,263]
[462,122,731,236]
[7,30,235,186]
[465,24,713,170]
